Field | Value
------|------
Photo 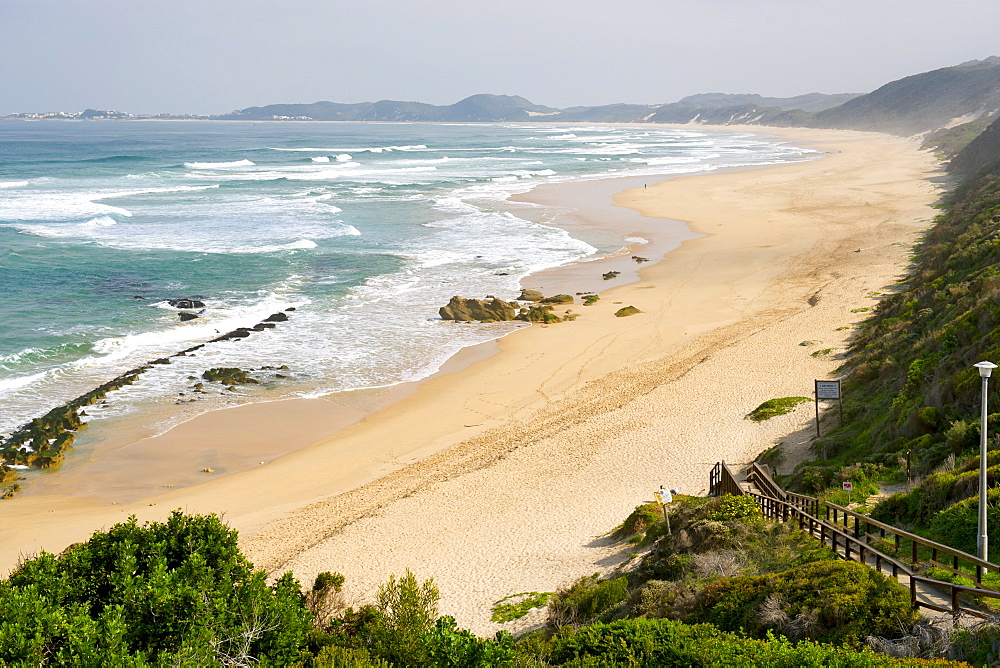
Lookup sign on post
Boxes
[655,486,674,535]
[816,381,841,400]
[814,379,844,440]
[843,480,853,504]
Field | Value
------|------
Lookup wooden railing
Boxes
[709,461,743,498]
[710,461,1000,618]
[746,462,785,501]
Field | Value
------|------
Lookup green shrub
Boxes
[547,575,630,628]
[491,592,552,623]
[547,617,897,666]
[615,503,662,536]
[370,569,440,666]
[706,495,763,522]
[746,397,811,422]
[693,560,918,645]
[928,487,1000,556]
[0,511,312,666]
[423,616,515,667]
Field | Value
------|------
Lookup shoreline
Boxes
[0,126,941,635]
[6,137,771,507]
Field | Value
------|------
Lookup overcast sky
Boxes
[2,0,999,115]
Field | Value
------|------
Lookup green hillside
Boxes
[783,117,1000,563]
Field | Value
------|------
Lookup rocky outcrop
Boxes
[202,368,259,385]
[439,296,517,322]
[615,306,642,317]
[540,294,573,304]
[517,289,544,302]
[167,298,205,309]
[179,312,199,322]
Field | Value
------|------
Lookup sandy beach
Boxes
[0,126,941,635]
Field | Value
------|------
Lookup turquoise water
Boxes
[0,121,817,439]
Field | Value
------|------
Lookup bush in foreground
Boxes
[0,510,312,665]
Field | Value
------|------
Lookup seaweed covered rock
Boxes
[517,289,545,302]
[615,306,642,317]
[439,296,517,322]
[202,368,259,385]
[516,305,563,324]
[540,294,574,304]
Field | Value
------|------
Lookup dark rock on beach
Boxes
[178,312,199,322]
[517,289,544,302]
[539,294,573,304]
[264,312,289,322]
[439,296,517,322]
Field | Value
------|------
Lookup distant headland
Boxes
[5,56,1000,137]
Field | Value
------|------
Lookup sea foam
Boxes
[184,159,256,169]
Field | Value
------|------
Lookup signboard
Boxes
[816,380,842,400]
[842,481,853,491]
[655,488,673,504]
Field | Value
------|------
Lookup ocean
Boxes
[0,121,817,444]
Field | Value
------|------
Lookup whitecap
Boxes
[0,370,50,394]
[311,156,330,163]
[0,180,28,188]
[336,154,352,162]
[184,159,255,169]
[80,215,117,229]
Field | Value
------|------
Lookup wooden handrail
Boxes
[746,462,785,501]
[711,460,1000,615]
[822,500,997,576]
[709,461,743,498]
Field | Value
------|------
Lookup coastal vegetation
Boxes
[746,397,812,422]
[5,504,975,666]
[746,115,1000,646]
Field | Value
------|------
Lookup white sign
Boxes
[655,488,673,504]
[842,481,853,491]
[816,380,842,400]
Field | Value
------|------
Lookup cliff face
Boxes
[949,113,1000,176]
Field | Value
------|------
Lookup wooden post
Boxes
[662,503,671,536]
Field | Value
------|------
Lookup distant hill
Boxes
[678,92,860,112]
[186,57,1000,140]
[812,61,1000,134]
[216,94,559,122]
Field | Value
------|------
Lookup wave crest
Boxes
[184,159,255,169]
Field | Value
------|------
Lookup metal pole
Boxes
[906,450,911,492]
[979,374,989,562]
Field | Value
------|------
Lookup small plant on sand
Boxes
[811,348,835,357]
[582,295,600,306]
[746,397,811,422]
[614,306,642,317]
[491,592,553,622]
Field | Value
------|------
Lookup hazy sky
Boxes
[2,0,999,115]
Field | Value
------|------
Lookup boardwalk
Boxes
[709,461,1000,620]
